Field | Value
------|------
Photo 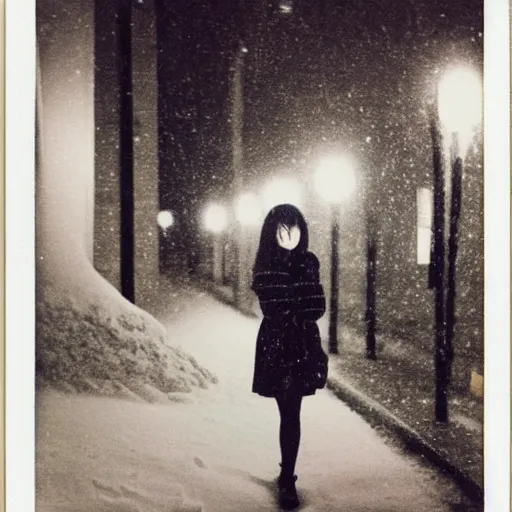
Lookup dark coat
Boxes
[251,250,327,397]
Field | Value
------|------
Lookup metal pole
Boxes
[119,0,135,303]
[329,205,340,354]
[232,43,245,311]
[430,104,448,424]
[445,154,462,385]
[365,214,377,360]
[221,233,227,286]
[210,233,215,281]
[214,234,220,283]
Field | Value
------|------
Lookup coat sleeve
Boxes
[252,271,294,317]
[291,253,326,321]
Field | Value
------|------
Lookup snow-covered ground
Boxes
[36,280,469,511]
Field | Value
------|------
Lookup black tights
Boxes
[276,393,303,478]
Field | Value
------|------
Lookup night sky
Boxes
[156,1,237,213]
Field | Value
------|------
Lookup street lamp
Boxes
[314,155,356,204]
[157,210,174,237]
[203,203,228,233]
[439,66,482,385]
[203,203,228,283]
[157,209,175,276]
[430,64,482,424]
[235,191,262,227]
[438,66,482,158]
[314,153,356,354]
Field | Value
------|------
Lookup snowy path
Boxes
[36,283,467,511]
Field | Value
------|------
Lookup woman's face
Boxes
[276,223,301,250]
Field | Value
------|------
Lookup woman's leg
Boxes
[276,392,303,479]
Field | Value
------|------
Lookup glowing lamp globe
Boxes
[157,210,174,230]
[235,192,262,226]
[314,154,356,204]
[204,203,228,233]
[438,66,482,156]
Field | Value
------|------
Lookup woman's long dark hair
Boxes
[253,203,309,274]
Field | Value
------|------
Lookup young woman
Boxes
[251,203,328,510]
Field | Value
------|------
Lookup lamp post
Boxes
[157,210,174,237]
[157,210,175,274]
[232,42,248,310]
[365,209,378,360]
[314,154,356,354]
[439,67,482,386]
[430,65,482,423]
[203,203,228,283]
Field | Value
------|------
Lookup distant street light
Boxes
[203,203,228,234]
[157,210,174,237]
[314,153,356,354]
[262,177,302,212]
[235,192,262,227]
[429,64,482,424]
[313,154,356,204]
[203,203,228,282]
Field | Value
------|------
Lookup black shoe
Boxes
[278,473,299,510]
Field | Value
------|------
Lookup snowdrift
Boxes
[35,276,218,403]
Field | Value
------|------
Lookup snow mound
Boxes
[36,297,218,403]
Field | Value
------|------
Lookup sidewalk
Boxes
[36,277,480,511]
[326,335,483,502]
[201,277,483,505]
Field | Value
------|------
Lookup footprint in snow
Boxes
[193,456,207,469]
[92,479,122,499]
[92,479,202,512]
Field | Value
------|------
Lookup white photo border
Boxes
[4,0,510,510]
